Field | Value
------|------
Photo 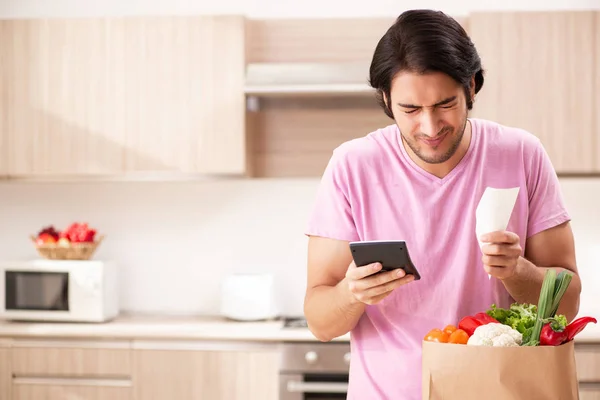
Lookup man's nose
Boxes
[419,112,438,137]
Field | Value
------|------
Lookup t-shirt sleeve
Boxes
[305,147,360,242]
[525,138,571,238]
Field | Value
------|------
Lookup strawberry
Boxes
[82,229,96,242]
[59,222,97,243]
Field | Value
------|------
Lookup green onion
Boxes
[527,269,556,345]
[524,269,574,346]
[549,270,573,317]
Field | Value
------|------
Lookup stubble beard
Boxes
[400,116,468,165]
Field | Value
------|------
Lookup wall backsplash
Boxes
[0,177,598,318]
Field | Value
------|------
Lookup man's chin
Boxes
[414,146,456,164]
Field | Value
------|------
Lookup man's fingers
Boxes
[481,243,521,256]
[367,275,415,297]
[480,230,519,244]
[346,262,382,280]
[482,254,512,267]
[357,275,415,304]
[346,263,415,305]
[349,267,405,291]
[483,265,514,280]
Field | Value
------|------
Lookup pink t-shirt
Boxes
[305,118,570,400]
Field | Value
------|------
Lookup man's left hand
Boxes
[479,231,523,280]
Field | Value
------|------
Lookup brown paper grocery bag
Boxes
[422,340,579,400]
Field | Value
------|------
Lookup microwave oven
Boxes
[0,260,119,323]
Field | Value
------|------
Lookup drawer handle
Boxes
[287,381,348,393]
[579,382,600,390]
[13,377,132,388]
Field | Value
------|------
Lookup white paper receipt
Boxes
[475,186,520,249]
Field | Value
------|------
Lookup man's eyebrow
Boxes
[397,96,457,109]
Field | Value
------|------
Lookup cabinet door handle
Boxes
[286,380,348,393]
[579,382,600,391]
[13,377,132,387]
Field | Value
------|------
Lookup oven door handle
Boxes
[287,380,349,393]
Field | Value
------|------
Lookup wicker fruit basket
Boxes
[31,235,105,261]
[32,223,104,261]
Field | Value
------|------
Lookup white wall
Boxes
[1,178,600,318]
[0,179,319,316]
[0,0,598,18]
[0,0,599,319]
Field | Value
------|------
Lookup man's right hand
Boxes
[344,261,415,305]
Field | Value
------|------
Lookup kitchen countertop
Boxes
[0,313,599,344]
[0,314,351,342]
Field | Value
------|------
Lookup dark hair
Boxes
[369,9,485,119]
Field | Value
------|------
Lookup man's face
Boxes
[388,71,472,165]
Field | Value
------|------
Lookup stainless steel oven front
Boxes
[279,341,351,400]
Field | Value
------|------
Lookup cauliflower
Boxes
[466,323,523,347]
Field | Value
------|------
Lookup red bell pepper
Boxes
[458,313,500,336]
[458,316,482,336]
[565,316,597,341]
[474,312,499,325]
[540,323,568,346]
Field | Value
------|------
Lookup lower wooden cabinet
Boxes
[577,343,600,400]
[0,340,12,400]
[0,338,279,400]
[133,342,279,400]
[12,383,131,400]
[580,387,600,400]
[11,339,132,377]
[8,339,133,400]
[5,336,600,399]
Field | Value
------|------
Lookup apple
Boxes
[36,233,57,245]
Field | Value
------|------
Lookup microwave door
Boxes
[6,271,69,311]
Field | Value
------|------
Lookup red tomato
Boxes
[424,328,449,343]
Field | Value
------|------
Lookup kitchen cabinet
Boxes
[9,339,133,400]
[0,113,6,178]
[133,342,279,400]
[248,99,392,177]
[596,12,600,170]
[0,15,246,178]
[580,390,600,400]
[576,343,600,400]
[0,340,12,400]
[13,385,130,400]
[468,11,598,174]
[1,337,279,400]
[245,17,469,178]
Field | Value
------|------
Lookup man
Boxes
[303,9,581,400]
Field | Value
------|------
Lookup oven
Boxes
[279,341,351,400]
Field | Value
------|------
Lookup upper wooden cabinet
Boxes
[0,87,6,177]
[596,12,600,171]
[244,17,469,178]
[469,11,599,173]
[0,16,246,177]
[0,129,6,178]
